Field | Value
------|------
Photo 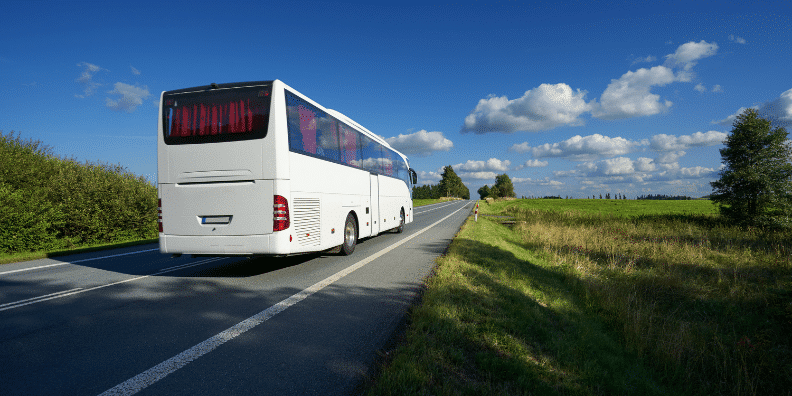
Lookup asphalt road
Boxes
[0,200,474,396]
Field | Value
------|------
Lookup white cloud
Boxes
[75,62,104,97]
[520,133,648,160]
[454,158,511,172]
[712,84,723,92]
[385,130,453,157]
[416,170,441,184]
[634,157,656,172]
[729,35,747,44]
[459,171,498,180]
[711,106,758,126]
[130,65,141,75]
[758,88,792,126]
[105,82,150,113]
[664,40,719,70]
[650,131,727,151]
[631,55,657,65]
[712,89,792,128]
[523,159,549,167]
[591,65,677,119]
[654,150,686,164]
[461,83,593,133]
[654,165,717,180]
[512,177,564,186]
[694,83,707,92]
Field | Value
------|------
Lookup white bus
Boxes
[157,80,417,256]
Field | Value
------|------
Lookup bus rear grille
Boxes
[293,198,321,246]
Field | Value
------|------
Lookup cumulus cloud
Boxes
[729,35,747,44]
[650,131,727,151]
[416,170,441,184]
[454,158,511,172]
[711,106,758,126]
[385,130,453,157]
[591,65,677,119]
[634,157,656,172]
[654,151,686,164]
[105,82,150,113]
[515,134,648,160]
[511,177,564,187]
[522,159,549,168]
[758,88,792,126]
[461,83,593,133]
[712,84,723,92]
[459,171,498,180]
[694,83,707,92]
[712,89,792,128]
[75,62,104,97]
[664,40,719,71]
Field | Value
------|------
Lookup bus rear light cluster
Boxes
[157,198,163,233]
[273,195,290,231]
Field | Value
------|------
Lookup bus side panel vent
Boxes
[293,198,321,246]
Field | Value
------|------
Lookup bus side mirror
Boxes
[409,168,417,185]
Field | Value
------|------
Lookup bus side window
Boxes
[298,105,317,154]
[286,93,304,152]
[340,123,359,167]
[317,115,340,162]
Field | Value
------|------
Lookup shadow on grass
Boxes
[515,225,792,395]
[374,235,667,395]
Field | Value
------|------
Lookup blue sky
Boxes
[2,0,791,198]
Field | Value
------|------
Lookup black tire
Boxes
[341,213,357,256]
[395,208,405,233]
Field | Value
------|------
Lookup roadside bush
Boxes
[0,130,157,254]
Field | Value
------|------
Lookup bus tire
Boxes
[395,208,405,233]
[341,213,357,255]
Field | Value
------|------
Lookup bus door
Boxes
[369,173,380,236]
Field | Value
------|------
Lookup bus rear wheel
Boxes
[341,213,357,255]
[395,208,405,233]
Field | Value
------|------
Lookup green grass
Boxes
[414,198,448,207]
[484,197,719,218]
[368,199,791,395]
[0,238,158,265]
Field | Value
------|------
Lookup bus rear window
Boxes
[162,85,271,145]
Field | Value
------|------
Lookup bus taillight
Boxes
[158,198,163,233]
[273,195,290,231]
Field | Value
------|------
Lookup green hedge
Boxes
[0,131,157,254]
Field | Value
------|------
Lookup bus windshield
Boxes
[162,84,272,145]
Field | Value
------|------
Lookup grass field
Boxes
[368,199,791,395]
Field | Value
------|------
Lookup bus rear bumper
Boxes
[159,234,287,256]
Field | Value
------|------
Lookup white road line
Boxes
[0,288,83,309]
[0,258,227,312]
[98,202,473,396]
[414,200,465,215]
[0,248,160,277]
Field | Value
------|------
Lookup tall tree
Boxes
[439,166,465,198]
[492,174,515,198]
[710,108,792,228]
[477,185,491,200]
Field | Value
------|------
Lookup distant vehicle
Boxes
[157,80,417,256]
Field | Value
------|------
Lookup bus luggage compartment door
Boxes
[160,180,273,236]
